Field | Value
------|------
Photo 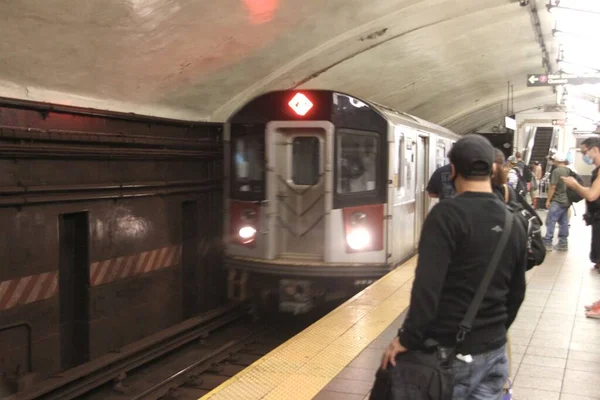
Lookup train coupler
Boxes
[227,269,248,302]
[278,279,313,314]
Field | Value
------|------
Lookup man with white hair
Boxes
[543,151,570,251]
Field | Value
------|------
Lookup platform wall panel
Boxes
[0,100,224,382]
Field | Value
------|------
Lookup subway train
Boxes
[223,90,460,313]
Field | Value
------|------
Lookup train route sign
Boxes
[527,73,600,87]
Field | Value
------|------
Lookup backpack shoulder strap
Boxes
[503,184,509,203]
[457,208,513,342]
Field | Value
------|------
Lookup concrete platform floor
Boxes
[315,205,600,400]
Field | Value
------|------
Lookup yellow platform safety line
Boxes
[200,256,417,400]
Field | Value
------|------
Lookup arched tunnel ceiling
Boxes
[0,0,558,134]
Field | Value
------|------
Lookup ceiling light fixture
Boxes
[557,59,600,74]
[547,3,600,17]
[553,28,596,41]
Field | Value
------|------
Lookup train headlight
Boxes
[346,227,371,251]
[343,207,383,252]
[239,226,257,244]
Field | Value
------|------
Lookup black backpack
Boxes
[567,169,584,204]
[504,185,545,270]
[519,161,533,183]
[511,167,528,198]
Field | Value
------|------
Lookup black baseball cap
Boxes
[449,134,494,177]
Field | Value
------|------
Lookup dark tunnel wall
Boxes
[0,101,224,382]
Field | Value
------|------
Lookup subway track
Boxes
[11,303,247,400]
[82,304,337,400]
[12,301,339,400]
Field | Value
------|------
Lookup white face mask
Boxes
[583,148,596,165]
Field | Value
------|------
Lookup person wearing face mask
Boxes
[563,138,600,318]
[380,135,527,399]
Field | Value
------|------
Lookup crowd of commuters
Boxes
[381,135,600,398]
[385,135,526,399]
[428,146,580,253]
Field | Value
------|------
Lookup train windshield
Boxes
[292,136,320,186]
[233,135,264,196]
[337,131,378,194]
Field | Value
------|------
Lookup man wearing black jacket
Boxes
[381,134,527,399]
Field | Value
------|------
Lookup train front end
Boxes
[224,90,390,313]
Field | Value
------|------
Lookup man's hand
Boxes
[561,176,578,188]
[380,337,408,369]
[546,199,551,209]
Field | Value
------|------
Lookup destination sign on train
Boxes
[527,73,600,87]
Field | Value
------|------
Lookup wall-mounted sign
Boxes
[527,73,600,87]
[505,116,517,131]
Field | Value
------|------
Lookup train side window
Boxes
[292,137,320,185]
[337,132,378,194]
[404,140,416,202]
[396,135,404,191]
[234,136,264,193]
[435,144,446,169]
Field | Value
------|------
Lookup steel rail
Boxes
[12,303,250,400]
[130,330,263,400]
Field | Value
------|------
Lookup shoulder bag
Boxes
[369,208,514,400]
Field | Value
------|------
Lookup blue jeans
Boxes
[451,344,508,400]
[544,201,569,244]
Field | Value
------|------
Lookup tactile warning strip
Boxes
[200,257,416,400]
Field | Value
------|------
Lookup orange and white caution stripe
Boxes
[0,244,183,311]
[89,244,182,287]
[0,271,58,311]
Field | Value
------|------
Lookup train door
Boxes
[414,136,429,243]
[429,140,448,211]
[265,122,333,261]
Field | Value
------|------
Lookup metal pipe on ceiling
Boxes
[0,180,223,207]
[0,125,218,148]
[528,1,553,73]
[0,142,220,160]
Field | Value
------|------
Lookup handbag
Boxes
[370,208,514,400]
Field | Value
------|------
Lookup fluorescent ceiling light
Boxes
[557,0,600,13]
[547,4,600,17]
[557,60,600,74]
[553,29,600,44]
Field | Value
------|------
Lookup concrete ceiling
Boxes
[0,0,559,133]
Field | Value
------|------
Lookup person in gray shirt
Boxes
[543,152,570,251]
